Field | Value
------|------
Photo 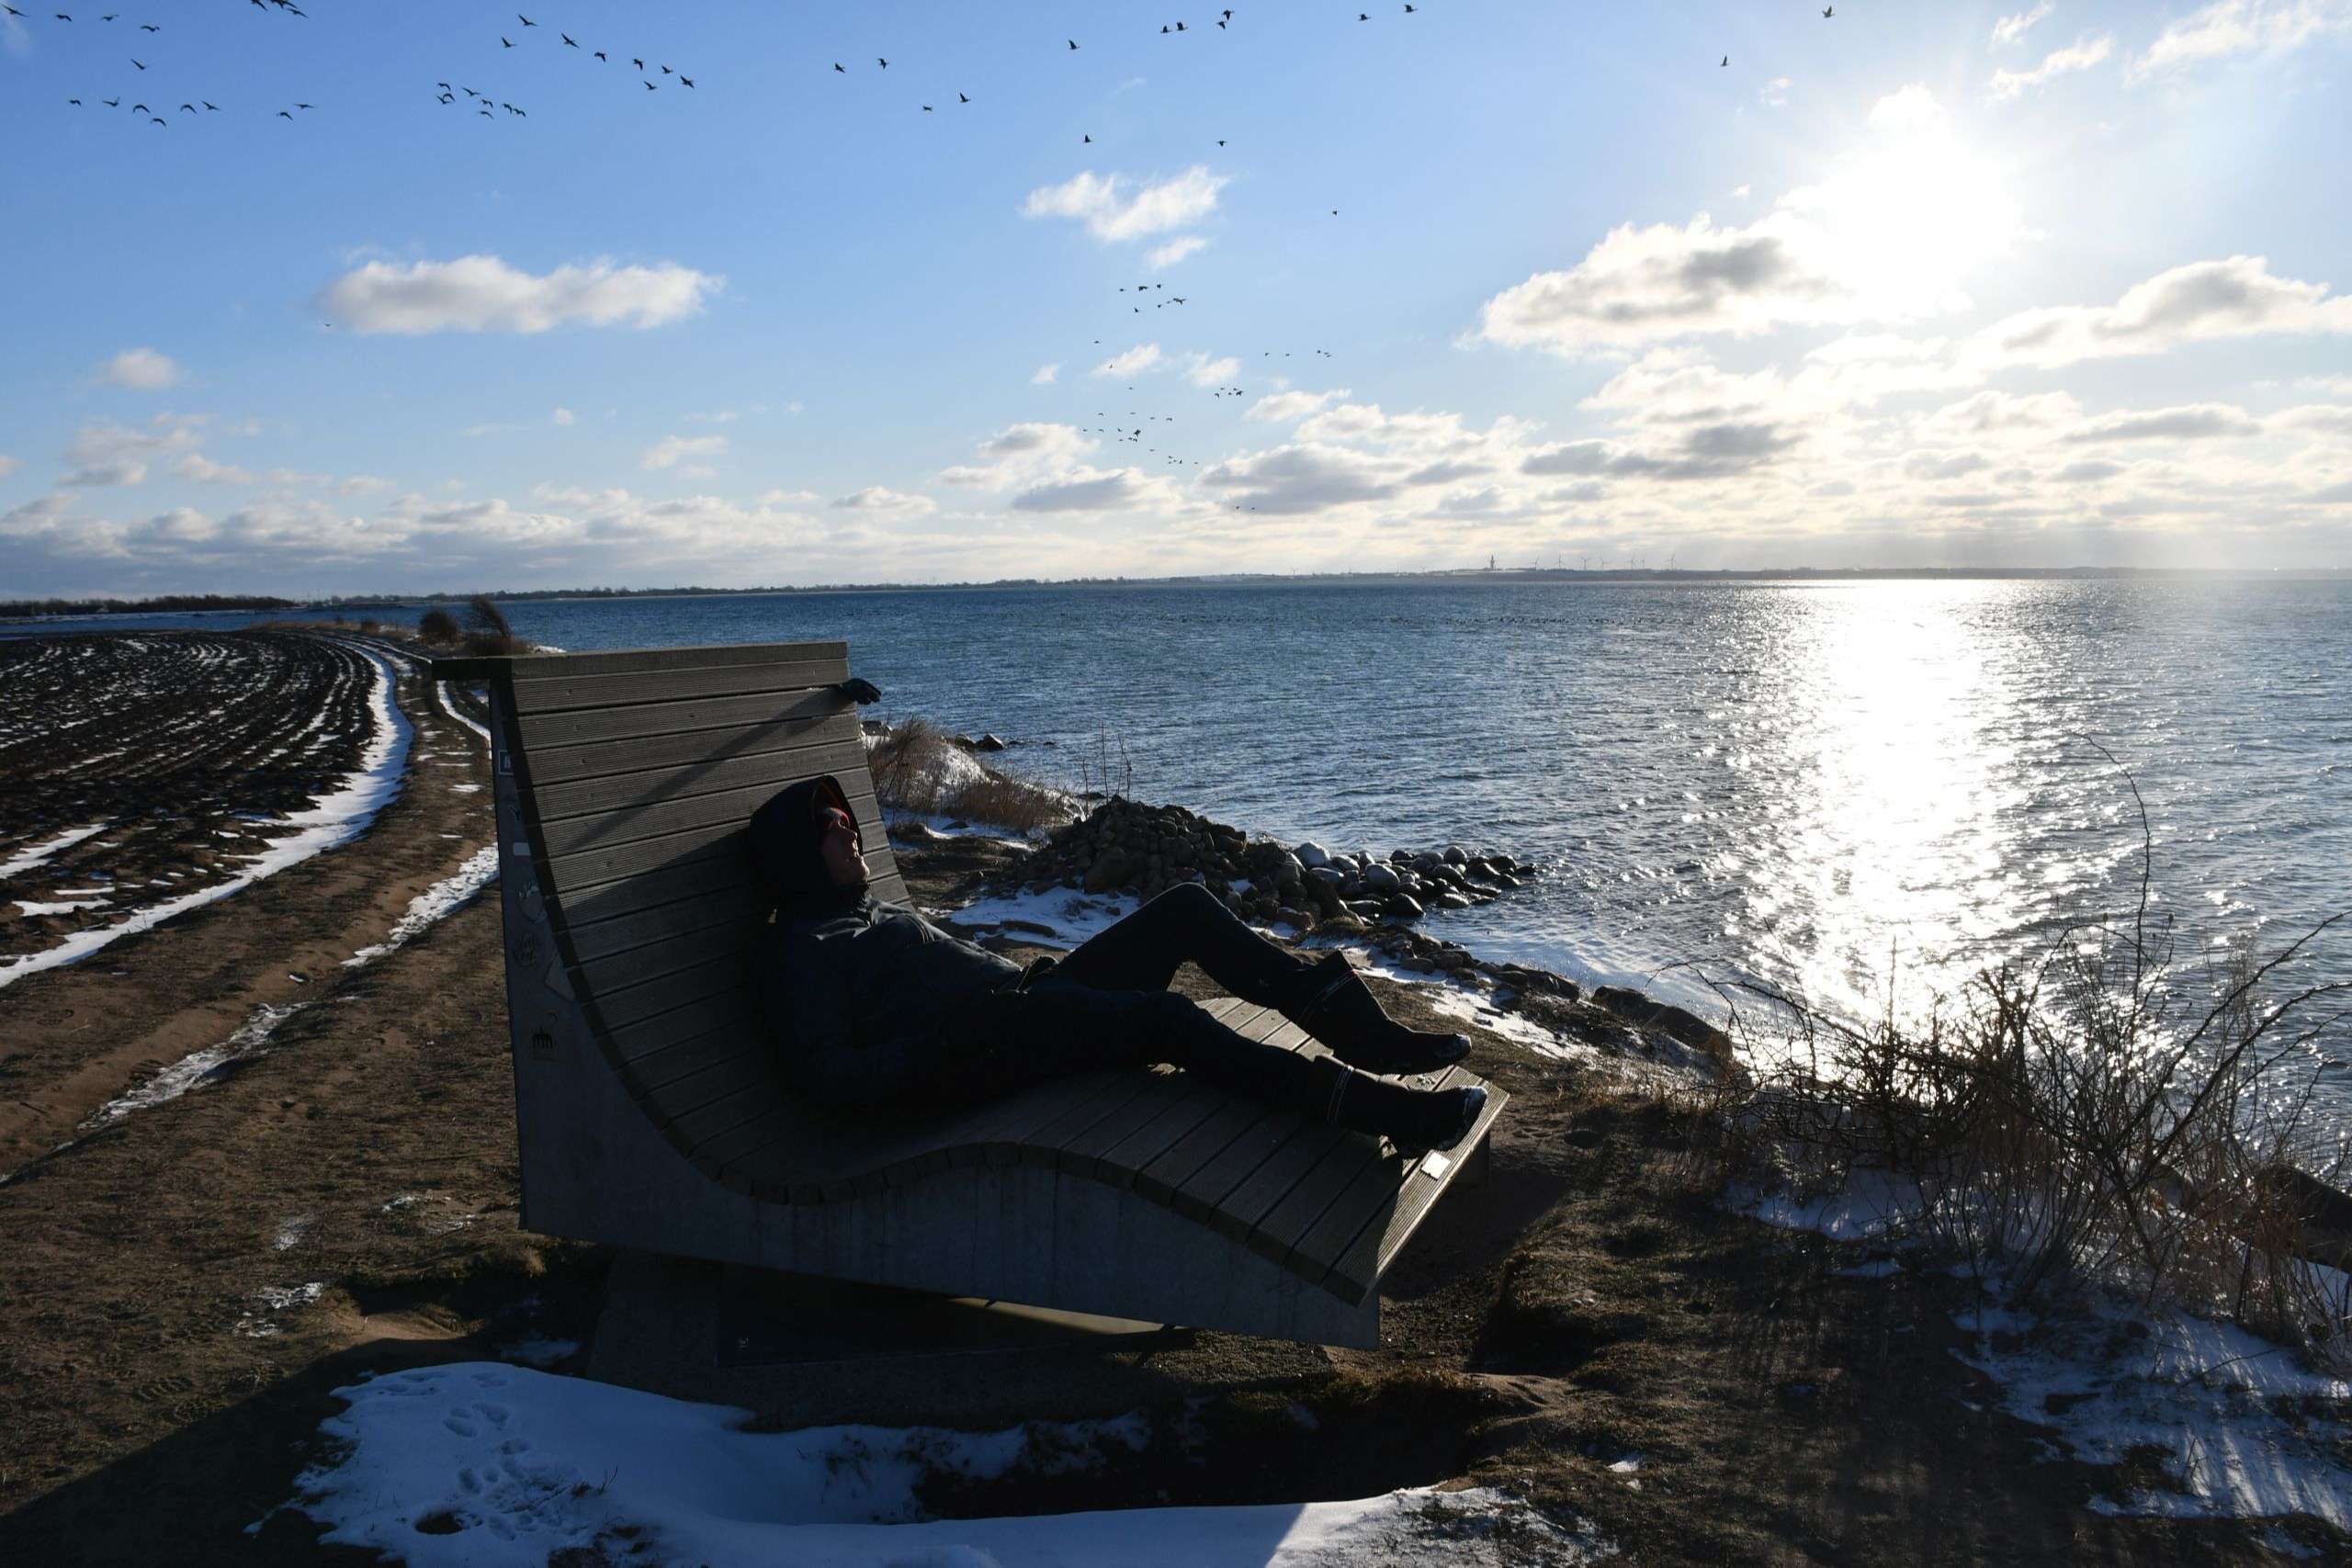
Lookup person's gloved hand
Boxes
[834,676,882,705]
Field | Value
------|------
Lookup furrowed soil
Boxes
[0,634,2337,1564]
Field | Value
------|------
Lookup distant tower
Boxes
[1487,553,1495,571]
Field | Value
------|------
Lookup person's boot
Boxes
[1275,952,1472,1075]
[1162,999,1485,1155]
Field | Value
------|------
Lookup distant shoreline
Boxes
[7,565,2346,622]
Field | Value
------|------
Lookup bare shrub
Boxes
[456,594,533,658]
[867,718,1072,833]
[465,595,513,637]
[418,607,460,644]
[1073,725,1135,814]
[1706,782,2351,1366]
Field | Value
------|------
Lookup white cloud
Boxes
[551,407,576,425]
[1179,352,1238,388]
[641,434,728,470]
[940,423,1098,489]
[2063,404,2264,442]
[1201,444,1407,514]
[1988,34,2114,97]
[1021,167,1227,243]
[1968,255,2352,370]
[1093,343,1164,378]
[1478,88,2017,357]
[319,254,722,334]
[1759,76,1791,107]
[1009,469,1167,512]
[1148,235,1210,269]
[173,453,256,484]
[0,456,19,479]
[2131,0,2352,77]
[98,347,183,390]
[59,419,201,487]
[1248,389,1351,423]
[1031,363,1060,385]
[832,486,938,517]
[1991,3,2054,46]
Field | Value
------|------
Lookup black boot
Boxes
[1164,998,1486,1154]
[1276,952,1472,1075]
[1322,1059,1489,1155]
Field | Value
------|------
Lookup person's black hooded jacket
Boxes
[746,773,1026,1089]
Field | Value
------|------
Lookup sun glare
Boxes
[1786,88,2021,317]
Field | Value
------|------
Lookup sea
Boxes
[18,578,2352,1114]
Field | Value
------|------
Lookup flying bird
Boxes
[958,91,967,102]
[1082,132,1091,142]
[516,12,534,24]
[501,36,512,48]
[131,57,145,68]
[277,108,291,118]
[594,51,605,61]
[202,100,217,109]
[294,101,311,108]
[68,95,80,103]
[1068,38,1079,49]
[832,62,844,72]
[876,56,887,67]
[103,96,119,106]
[178,101,193,111]
[642,79,655,89]
[680,75,694,87]
[632,56,643,68]
[560,32,575,47]
[660,62,670,73]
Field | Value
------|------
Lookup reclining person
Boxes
[749,774,1488,1155]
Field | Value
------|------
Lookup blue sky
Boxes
[4,0,2348,596]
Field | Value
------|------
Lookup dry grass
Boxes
[867,716,1072,834]
[1700,880,2352,1365]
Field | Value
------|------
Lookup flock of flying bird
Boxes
[24,2,1844,497]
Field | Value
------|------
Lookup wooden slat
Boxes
[1055,1072,1204,1177]
[642,1049,775,1124]
[1212,1121,1357,1242]
[695,1102,797,1178]
[508,656,848,716]
[949,1070,1143,1170]
[566,876,759,964]
[458,638,847,684]
[1315,1073,1510,1303]
[533,732,869,823]
[1086,1079,1230,1184]
[517,683,854,755]
[577,926,750,999]
[538,788,888,897]
[1009,1068,1178,1171]
[609,992,752,1066]
[1250,1136,1394,1268]
[1129,1007,1288,1205]
[592,953,743,1032]
[538,771,885,863]
[521,701,854,787]
[1287,1063,1475,1282]
[665,1079,791,1149]
[628,1024,761,1094]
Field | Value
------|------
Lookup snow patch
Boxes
[0,822,108,881]
[275,1364,1618,1566]
[86,1002,307,1127]
[344,846,498,967]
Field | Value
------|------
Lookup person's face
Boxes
[818,803,867,887]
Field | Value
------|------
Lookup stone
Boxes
[975,733,1008,751]
[1307,864,1346,886]
[1432,892,1472,910]
[1296,840,1330,869]
[1382,893,1425,920]
[1303,875,1344,916]
[1082,849,1131,894]
[1318,913,1369,936]
[1362,863,1402,893]
[1275,906,1315,931]
[1443,844,1468,865]
[1345,900,1385,919]
[1273,851,1304,886]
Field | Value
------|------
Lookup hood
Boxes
[747,773,861,914]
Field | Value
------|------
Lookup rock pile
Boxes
[995,795,1539,938]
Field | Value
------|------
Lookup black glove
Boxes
[834,677,882,705]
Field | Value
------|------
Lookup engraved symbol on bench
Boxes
[530,1017,559,1062]
[510,931,542,970]
[516,877,546,925]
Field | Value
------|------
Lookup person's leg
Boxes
[939,978,1484,1152]
[1051,882,1307,999]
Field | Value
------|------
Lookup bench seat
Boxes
[438,640,1504,1346]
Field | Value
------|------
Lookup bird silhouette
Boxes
[4,5,26,15]
[178,101,193,111]
[661,63,671,73]
[642,79,655,89]
[680,75,694,87]
[1068,38,1080,50]
[1082,132,1091,142]
[632,56,643,69]
[68,95,80,103]
[833,62,844,72]
[102,96,119,106]
[1721,55,1728,66]
[876,56,887,67]
[516,12,533,24]
[130,101,145,112]
[922,103,933,111]
[202,100,217,109]
[560,32,575,47]
[277,108,291,118]
[594,51,605,61]
[1823,6,1834,15]
[958,91,968,102]
[501,36,512,48]
[294,101,311,108]
[130,57,145,68]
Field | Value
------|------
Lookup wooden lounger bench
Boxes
[433,639,1506,1348]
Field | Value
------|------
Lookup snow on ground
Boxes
[0,822,108,881]
[1723,1173,2352,1529]
[1338,947,1600,1061]
[435,681,492,752]
[885,806,1046,850]
[14,897,112,916]
[85,1002,307,1127]
[344,846,499,968]
[0,645,413,990]
[276,1363,1618,1567]
[945,884,1141,946]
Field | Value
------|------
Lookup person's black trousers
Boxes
[930,882,1326,1108]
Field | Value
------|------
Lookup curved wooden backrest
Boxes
[486,640,922,1198]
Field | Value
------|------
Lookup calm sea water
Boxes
[19,579,2352,1100]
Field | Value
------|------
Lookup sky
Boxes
[3,0,2349,597]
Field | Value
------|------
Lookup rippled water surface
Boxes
[23,579,2352,1099]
